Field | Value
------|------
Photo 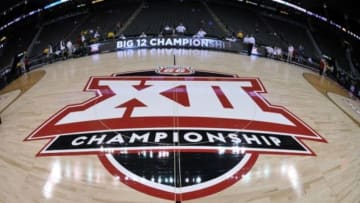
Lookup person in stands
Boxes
[265,46,274,58]
[59,39,66,59]
[176,23,186,36]
[139,32,147,38]
[193,28,207,38]
[94,30,100,41]
[118,33,126,40]
[163,25,174,36]
[236,30,244,40]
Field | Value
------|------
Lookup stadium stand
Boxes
[350,47,360,73]
[310,21,351,72]
[259,13,318,59]
[208,3,285,48]
[209,1,320,61]
[123,0,226,37]
[0,23,38,68]
[29,14,88,58]
[29,2,139,58]
[69,2,139,40]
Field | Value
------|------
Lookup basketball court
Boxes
[0,49,359,203]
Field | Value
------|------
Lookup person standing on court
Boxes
[24,54,30,72]
[60,39,66,59]
[243,34,249,54]
[297,44,304,63]
[66,39,73,57]
[319,58,327,76]
[287,44,294,62]
[247,34,255,56]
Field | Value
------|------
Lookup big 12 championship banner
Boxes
[91,37,242,53]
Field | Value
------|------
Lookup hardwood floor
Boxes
[0,50,359,203]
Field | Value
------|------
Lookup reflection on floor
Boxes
[302,73,349,97]
[0,70,45,113]
[303,73,359,126]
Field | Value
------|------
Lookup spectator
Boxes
[243,34,249,52]
[60,39,66,59]
[265,46,274,58]
[66,40,73,57]
[297,44,304,63]
[273,46,282,60]
[276,47,282,60]
[273,46,278,59]
[287,44,294,62]
[247,34,255,56]
[47,43,53,63]
[236,30,244,40]
[118,33,126,40]
[139,32,147,38]
[94,30,100,41]
[319,58,327,76]
[107,32,115,39]
[80,32,86,46]
[23,53,30,72]
[163,25,173,36]
[193,28,207,38]
[307,57,313,64]
[43,47,49,56]
[176,23,186,35]
[243,34,249,43]
[78,33,87,56]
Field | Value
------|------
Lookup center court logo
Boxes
[24,67,327,201]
